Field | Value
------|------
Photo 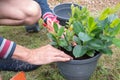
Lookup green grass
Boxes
[0,25,120,80]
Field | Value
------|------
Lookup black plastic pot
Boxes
[53,3,82,26]
[57,53,101,80]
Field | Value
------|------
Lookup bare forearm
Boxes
[12,44,72,65]
[12,45,32,63]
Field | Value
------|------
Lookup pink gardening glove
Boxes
[43,12,60,32]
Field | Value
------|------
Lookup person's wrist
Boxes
[43,12,55,21]
[42,12,59,32]
[12,45,32,63]
[25,49,35,64]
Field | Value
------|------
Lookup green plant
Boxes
[47,4,120,58]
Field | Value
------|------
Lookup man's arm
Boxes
[0,37,72,65]
[35,0,52,16]
[12,44,73,65]
[0,37,16,59]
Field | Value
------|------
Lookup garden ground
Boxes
[0,0,120,80]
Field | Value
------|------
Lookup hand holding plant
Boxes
[43,12,60,32]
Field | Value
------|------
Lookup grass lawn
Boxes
[0,0,120,80]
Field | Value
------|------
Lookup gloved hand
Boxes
[43,12,60,32]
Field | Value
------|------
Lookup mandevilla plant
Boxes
[47,4,120,58]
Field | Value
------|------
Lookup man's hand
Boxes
[27,45,72,65]
[43,12,60,32]
[12,44,73,65]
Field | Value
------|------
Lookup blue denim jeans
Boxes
[0,59,40,72]
[35,0,52,16]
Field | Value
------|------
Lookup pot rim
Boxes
[53,2,81,20]
[61,53,102,65]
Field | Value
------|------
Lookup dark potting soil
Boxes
[59,47,99,60]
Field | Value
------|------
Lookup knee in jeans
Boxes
[24,1,42,25]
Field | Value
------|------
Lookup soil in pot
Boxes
[59,47,99,60]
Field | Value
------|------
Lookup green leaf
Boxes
[65,29,74,42]
[97,18,108,30]
[88,17,94,28]
[71,4,75,17]
[53,22,58,33]
[111,23,120,36]
[57,26,64,36]
[58,38,68,47]
[99,8,111,20]
[87,50,95,57]
[78,32,92,42]
[64,46,72,51]
[88,17,97,33]
[101,47,113,55]
[108,14,118,22]
[69,18,75,24]
[73,36,81,44]
[47,33,57,42]
[73,21,84,34]
[99,3,120,21]
[110,18,120,28]
[73,45,87,58]
[100,34,111,40]
[88,39,103,50]
[112,38,120,48]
